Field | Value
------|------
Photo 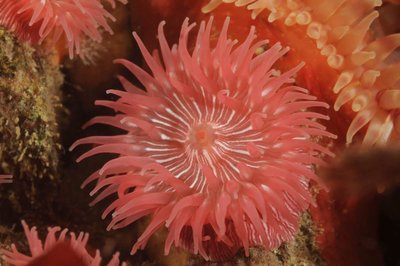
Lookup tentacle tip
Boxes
[113,58,123,65]
[94,100,103,106]
[201,7,208,13]
[130,244,141,255]
[69,141,79,151]
[99,168,106,175]
[283,46,291,53]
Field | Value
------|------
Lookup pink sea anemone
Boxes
[0,220,125,266]
[71,17,335,260]
[203,0,400,146]
[0,175,12,184]
[0,0,127,58]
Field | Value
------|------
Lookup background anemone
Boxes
[72,17,335,260]
[0,0,127,58]
[1,220,125,266]
[203,0,400,146]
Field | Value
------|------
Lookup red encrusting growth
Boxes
[203,0,400,146]
[0,0,127,58]
[72,17,335,260]
[0,221,125,266]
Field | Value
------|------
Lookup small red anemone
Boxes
[0,221,125,266]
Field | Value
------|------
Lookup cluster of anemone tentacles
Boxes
[0,0,127,58]
[0,221,125,266]
[5,0,399,264]
[1,0,335,262]
[71,17,335,261]
[0,0,127,265]
[203,0,400,146]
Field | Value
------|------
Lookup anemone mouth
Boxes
[72,17,335,261]
[188,123,216,150]
[141,89,276,191]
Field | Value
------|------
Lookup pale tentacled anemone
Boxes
[203,0,400,146]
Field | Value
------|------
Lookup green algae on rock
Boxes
[0,26,63,217]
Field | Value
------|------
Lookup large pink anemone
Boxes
[0,0,127,58]
[0,221,125,266]
[72,17,335,260]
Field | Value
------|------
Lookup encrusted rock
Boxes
[0,26,63,219]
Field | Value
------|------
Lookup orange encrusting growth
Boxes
[203,0,400,146]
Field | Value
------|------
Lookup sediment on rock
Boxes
[0,26,63,220]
